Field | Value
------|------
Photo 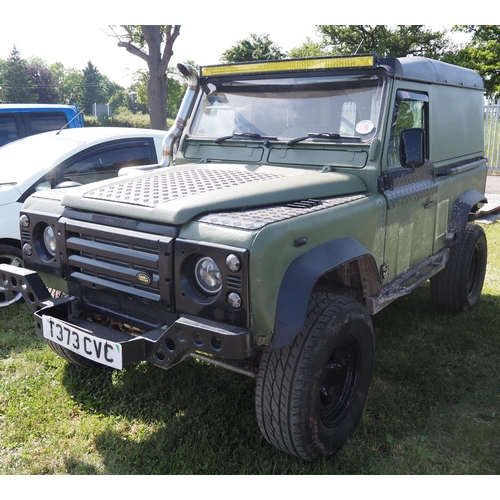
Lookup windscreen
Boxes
[190,73,384,142]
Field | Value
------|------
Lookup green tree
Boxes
[316,25,453,59]
[452,25,500,98]
[0,46,37,103]
[78,61,107,115]
[221,34,286,62]
[108,89,130,113]
[50,64,83,107]
[289,37,326,59]
[130,65,187,120]
[127,72,149,114]
[111,25,181,130]
[26,57,60,103]
[0,58,6,88]
[100,75,124,105]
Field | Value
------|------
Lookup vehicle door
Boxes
[59,138,160,185]
[380,90,437,281]
[18,138,160,203]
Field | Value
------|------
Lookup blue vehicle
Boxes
[0,103,84,147]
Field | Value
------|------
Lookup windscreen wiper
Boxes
[286,132,360,146]
[214,132,277,145]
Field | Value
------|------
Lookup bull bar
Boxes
[0,264,254,370]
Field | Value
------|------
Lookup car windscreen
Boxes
[190,73,385,142]
[0,133,84,184]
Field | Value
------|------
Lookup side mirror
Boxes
[399,128,425,168]
[54,181,82,189]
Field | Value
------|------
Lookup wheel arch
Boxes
[272,237,380,351]
[0,238,21,250]
[449,189,487,242]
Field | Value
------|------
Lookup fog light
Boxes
[22,243,32,256]
[20,214,30,228]
[227,292,242,309]
[225,254,241,272]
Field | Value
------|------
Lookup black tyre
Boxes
[430,224,487,313]
[46,340,104,369]
[0,244,24,307]
[255,293,375,461]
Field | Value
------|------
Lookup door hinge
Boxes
[378,168,416,192]
[380,262,389,280]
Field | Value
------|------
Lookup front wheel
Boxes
[0,244,24,307]
[430,224,487,313]
[255,293,375,461]
[46,340,105,369]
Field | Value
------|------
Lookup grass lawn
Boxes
[1,223,499,475]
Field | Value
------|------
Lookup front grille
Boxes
[61,217,175,329]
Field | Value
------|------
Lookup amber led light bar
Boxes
[201,54,376,78]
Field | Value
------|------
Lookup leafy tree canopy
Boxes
[26,57,61,103]
[77,61,108,114]
[130,65,187,119]
[288,37,325,59]
[221,34,286,62]
[316,25,453,59]
[110,25,181,130]
[452,25,500,98]
[0,46,37,103]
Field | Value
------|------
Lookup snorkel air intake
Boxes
[160,63,199,166]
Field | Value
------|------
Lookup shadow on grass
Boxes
[60,357,313,474]
[59,285,500,474]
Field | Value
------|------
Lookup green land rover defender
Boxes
[0,54,488,461]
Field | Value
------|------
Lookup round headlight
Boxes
[194,257,222,294]
[42,225,57,257]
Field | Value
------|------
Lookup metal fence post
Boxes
[485,100,500,175]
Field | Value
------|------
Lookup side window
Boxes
[0,114,20,146]
[62,140,157,185]
[27,112,68,134]
[388,91,428,167]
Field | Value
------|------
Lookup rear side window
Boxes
[27,112,68,134]
[0,114,20,146]
[62,140,158,184]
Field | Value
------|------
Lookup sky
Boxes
[1,3,495,89]
[0,23,320,87]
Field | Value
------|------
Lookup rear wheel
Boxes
[255,293,375,461]
[0,244,24,307]
[431,224,487,312]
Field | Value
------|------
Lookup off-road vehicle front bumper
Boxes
[0,264,253,370]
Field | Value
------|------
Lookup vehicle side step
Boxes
[366,249,449,314]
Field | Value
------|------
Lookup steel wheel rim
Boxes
[320,336,361,428]
[0,253,23,307]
